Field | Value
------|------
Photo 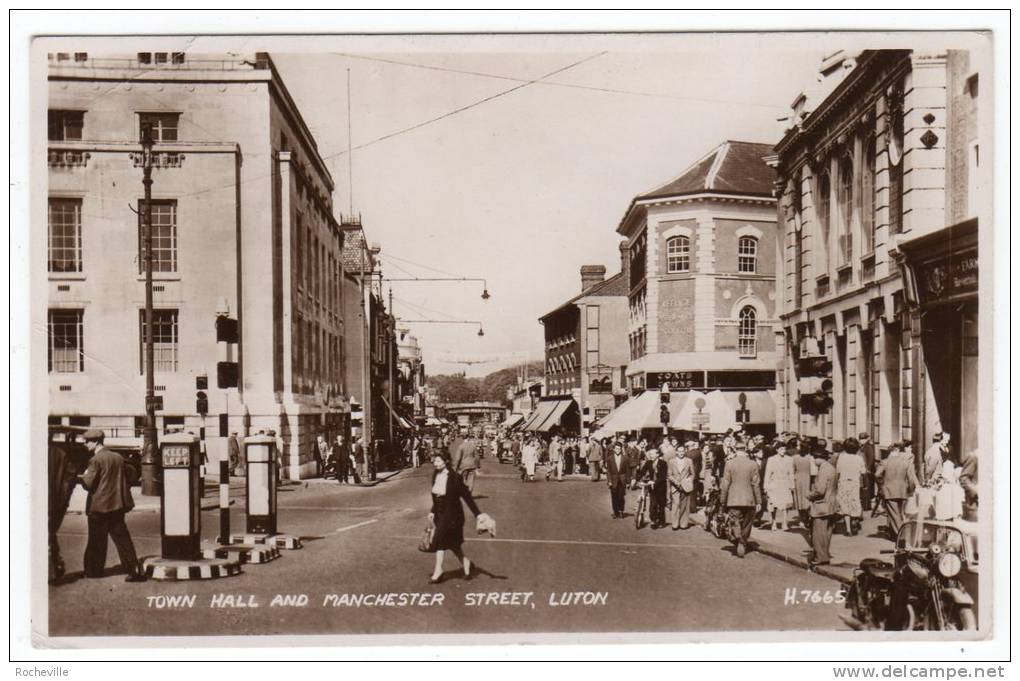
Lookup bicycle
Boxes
[634,480,652,530]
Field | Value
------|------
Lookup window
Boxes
[48,110,84,141]
[837,156,854,265]
[171,52,185,65]
[139,309,179,373]
[791,178,804,304]
[138,52,151,64]
[737,236,758,273]
[666,235,690,273]
[738,306,757,358]
[888,109,904,235]
[137,200,177,273]
[48,198,82,273]
[862,138,877,254]
[74,52,88,62]
[138,112,179,142]
[586,305,599,329]
[815,171,831,270]
[48,309,84,373]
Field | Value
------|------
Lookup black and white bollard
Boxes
[228,435,302,550]
[202,455,280,565]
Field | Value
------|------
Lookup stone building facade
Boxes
[774,49,978,456]
[45,51,347,478]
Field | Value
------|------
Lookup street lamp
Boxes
[397,318,486,337]
[381,276,492,301]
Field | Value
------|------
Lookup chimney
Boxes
[580,265,607,293]
[619,240,631,288]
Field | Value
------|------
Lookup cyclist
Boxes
[634,448,669,529]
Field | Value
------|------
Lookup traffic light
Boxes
[795,377,834,415]
[217,361,238,389]
[196,390,209,415]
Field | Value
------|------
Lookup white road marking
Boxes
[387,534,728,551]
[283,505,385,512]
[334,519,379,534]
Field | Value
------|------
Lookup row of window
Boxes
[625,307,759,360]
[47,308,179,374]
[48,109,180,142]
[665,235,759,274]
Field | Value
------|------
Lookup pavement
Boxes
[49,460,851,638]
[688,508,892,584]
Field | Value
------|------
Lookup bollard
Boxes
[159,433,202,560]
[218,459,230,544]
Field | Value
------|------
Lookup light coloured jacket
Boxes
[721,454,761,508]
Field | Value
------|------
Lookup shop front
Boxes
[897,218,979,460]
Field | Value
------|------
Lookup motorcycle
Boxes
[843,519,978,631]
[703,487,730,540]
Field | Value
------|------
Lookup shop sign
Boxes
[916,247,978,305]
[647,371,705,390]
[706,370,777,390]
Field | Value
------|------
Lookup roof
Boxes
[340,225,369,273]
[539,271,627,322]
[638,141,776,200]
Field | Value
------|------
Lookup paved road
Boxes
[49,460,849,637]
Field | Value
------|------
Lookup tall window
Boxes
[738,306,757,358]
[737,236,758,273]
[295,216,303,289]
[48,309,84,373]
[837,156,854,265]
[862,137,877,254]
[888,108,905,234]
[48,110,84,141]
[138,112,179,142]
[816,171,831,270]
[791,178,804,304]
[139,309,179,373]
[666,235,690,273]
[138,200,177,273]
[48,198,82,273]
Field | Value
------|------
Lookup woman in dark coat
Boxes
[428,452,482,583]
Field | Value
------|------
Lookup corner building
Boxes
[46,52,347,478]
[617,140,780,434]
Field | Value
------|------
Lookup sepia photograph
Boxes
[9,10,1010,671]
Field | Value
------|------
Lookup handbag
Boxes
[417,516,437,552]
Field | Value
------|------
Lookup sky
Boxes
[269,36,824,377]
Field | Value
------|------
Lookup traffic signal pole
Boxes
[140,123,159,496]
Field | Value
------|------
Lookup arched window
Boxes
[666,235,690,273]
[888,107,905,234]
[738,306,757,358]
[816,171,831,270]
[838,156,854,265]
[862,137,877,253]
[737,236,758,273]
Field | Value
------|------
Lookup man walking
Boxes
[78,429,146,582]
[924,433,945,486]
[546,435,563,481]
[668,446,695,530]
[876,441,919,540]
[227,431,242,476]
[588,437,604,482]
[807,446,839,566]
[859,432,876,511]
[720,442,761,557]
[456,434,480,493]
[605,442,631,519]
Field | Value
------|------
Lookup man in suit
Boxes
[588,437,604,482]
[78,429,146,582]
[605,441,631,519]
[859,432,876,511]
[510,436,521,467]
[807,446,839,566]
[876,441,919,540]
[720,442,761,557]
[456,435,480,492]
[546,435,563,481]
[447,431,465,467]
[625,438,643,488]
[668,446,695,530]
[923,433,946,486]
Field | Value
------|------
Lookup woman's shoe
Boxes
[428,574,444,584]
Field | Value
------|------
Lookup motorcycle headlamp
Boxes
[938,552,963,578]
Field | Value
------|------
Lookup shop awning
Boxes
[522,402,557,431]
[590,390,689,438]
[503,413,525,430]
[533,400,572,432]
[670,390,776,432]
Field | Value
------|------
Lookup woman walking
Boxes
[522,438,538,482]
[763,443,795,530]
[426,453,487,583]
[836,438,866,535]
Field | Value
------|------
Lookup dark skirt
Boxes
[431,495,465,551]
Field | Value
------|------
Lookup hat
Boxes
[83,428,104,442]
[858,432,869,439]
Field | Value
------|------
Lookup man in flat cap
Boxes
[78,429,146,582]
[807,445,839,566]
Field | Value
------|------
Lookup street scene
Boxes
[39,32,990,643]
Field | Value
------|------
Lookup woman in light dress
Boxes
[933,449,965,520]
[836,438,866,536]
[522,439,538,482]
[763,443,795,530]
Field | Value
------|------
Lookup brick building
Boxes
[617,140,779,433]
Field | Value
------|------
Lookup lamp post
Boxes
[377,276,491,301]
[139,122,159,496]
[396,319,486,337]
